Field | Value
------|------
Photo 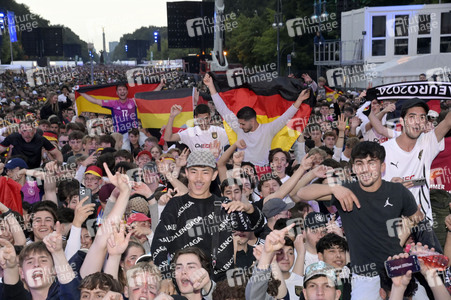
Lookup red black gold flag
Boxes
[75,83,160,116]
[211,73,315,151]
[134,88,194,129]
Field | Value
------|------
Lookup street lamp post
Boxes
[272,0,284,76]
[312,0,328,81]
[280,42,295,76]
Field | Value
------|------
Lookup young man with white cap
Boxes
[302,261,341,300]
[151,150,264,294]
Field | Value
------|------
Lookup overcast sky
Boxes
[15,0,188,52]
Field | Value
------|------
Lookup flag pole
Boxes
[9,36,13,64]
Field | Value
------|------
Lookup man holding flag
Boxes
[203,73,310,168]
[80,80,165,135]
[164,103,229,155]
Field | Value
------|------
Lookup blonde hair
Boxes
[126,261,162,291]
[45,92,59,114]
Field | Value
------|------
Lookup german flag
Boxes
[134,88,194,129]
[325,85,341,100]
[211,73,315,151]
[75,83,160,116]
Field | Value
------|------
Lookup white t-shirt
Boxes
[361,118,401,144]
[280,175,294,204]
[178,125,229,153]
[382,130,445,222]
[341,152,350,162]
[304,250,319,273]
[212,93,299,166]
[285,273,304,300]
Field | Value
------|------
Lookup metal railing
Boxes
[314,39,364,66]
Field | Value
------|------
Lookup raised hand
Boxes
[170,105,182,118]
[337,114,347,132]
[297,89,311,102]
[386,253,412,288]
[104,162,131,192]
[383,102,396,113]
[293,231,306,255]
[209,140,221,159]
[82,151,98,167]
[222,201,254,214]
[129,223,152,238]
[43,221,63,253]
[131,182,153,199]
[350,116,360,129]
[107,224,131,256]
[235,139,247,150]
[0,238,17,269]
[73,196,96,227]
[203,73,214,88]
[264,224,295,253]
[301,73,313,83]
[176,148,190,168]
[312,165,329,178]
[300,154,315,170]
[253,244,264,261]
[232,151,245,166]
[191,268,211,290]
[326,214,343,237]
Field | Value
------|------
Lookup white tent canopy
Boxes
[371,54,451,86]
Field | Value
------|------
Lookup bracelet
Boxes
[338,136,345,139]
[1,209,12,219]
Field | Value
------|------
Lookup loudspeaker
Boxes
[21,27,64,57]
[63,44,82,57]
[21,30,40,56]
[42,27,63,56]
[125,39,151,61]
[167,1,214,49]
[37,57,49,67]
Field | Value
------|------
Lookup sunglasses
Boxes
[60,140,68,144]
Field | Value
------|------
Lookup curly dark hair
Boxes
[212,280,246,300]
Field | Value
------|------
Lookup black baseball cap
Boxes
[400,98,429,118]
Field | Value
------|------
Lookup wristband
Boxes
[1,209,12,218]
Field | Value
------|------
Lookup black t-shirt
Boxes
[151,193,264,282]
[330,181,417,276]
[1,132,55,169]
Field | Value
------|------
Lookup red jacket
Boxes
[0,177,23,215]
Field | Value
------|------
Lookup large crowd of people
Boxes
[0,65,450,300]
